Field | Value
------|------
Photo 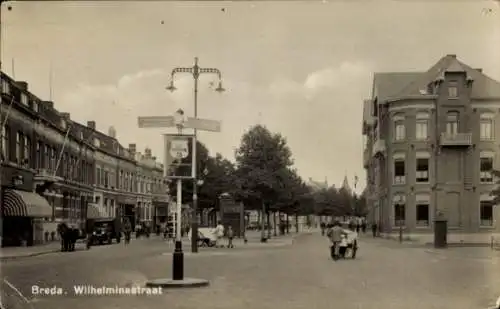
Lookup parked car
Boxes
[87,218,121,245]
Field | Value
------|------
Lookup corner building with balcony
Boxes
[363,54,500,243]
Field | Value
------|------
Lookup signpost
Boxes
[138,109,220,287]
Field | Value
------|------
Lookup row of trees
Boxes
[169,125,366,222]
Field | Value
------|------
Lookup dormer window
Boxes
[20,93,28,105]
[33,100,39,112]
[93,138,101,147]
[60,119,67,130]
[448,81,458,98]
[79,131,84,140]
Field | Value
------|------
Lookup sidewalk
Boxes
[0,242,62,260]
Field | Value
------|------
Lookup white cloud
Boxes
[59,60,372,191]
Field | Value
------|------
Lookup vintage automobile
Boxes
[87,218,121,245]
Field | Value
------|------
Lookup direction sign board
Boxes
[163,134,195,179]
[138,115,221,132]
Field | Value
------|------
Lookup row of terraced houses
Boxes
[0,71,169,247]
[362,54,500,243]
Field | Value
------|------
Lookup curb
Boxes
[0,249,61,261]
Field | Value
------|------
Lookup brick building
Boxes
[362,54,500,243]
[1,72,95,246]
[1,70,168,246]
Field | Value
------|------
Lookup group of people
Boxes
[324,221,358,260]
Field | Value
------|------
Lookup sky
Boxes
[1,0,499,193]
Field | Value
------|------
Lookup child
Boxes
[227,226,234,248]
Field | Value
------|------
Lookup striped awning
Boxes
[86,203,108,219]
[2,189,52,217]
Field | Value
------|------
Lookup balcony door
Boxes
[445,112,459,135]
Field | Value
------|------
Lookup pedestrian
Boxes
[361,220,367,234]
[328,221,343,260]
[371,222,377,238]
[227,226,234,248]
[214,221,225,248]
[320,222,326,236]
[123,218,132,245]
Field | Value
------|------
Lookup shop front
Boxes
[1,188,53,247]
[117,195,137,231]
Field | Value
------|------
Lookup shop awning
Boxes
[2,189,52,218]
[86,203,108,219]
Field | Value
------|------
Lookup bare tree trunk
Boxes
[260,201,266,242]
[266,211,271,238]
[295,213,299,233]
[286,214,290,234]
[273,211,277,236]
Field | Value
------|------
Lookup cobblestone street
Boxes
[2,232,499,309]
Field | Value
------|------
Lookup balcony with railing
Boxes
[372,139,386,157]
[439,132,472,147]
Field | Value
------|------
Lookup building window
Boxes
[44,145,50,169]
[415,112,429,140]
[104,170,109,188]
[24,136,31,167]
[393,114,405,141]
[20,93,28,105]
[446,112,459,135]
[1,79,10,94]
[480,155,493,183]
[393,157,405,184]
[36,141,42,169]
[479,200,493,227]
[416,203,430,227]
[480,113,494,140]
[416,157,429,183]
[51,147,56,172]
[96,167,102,186]
[33,100,39,112]
[15,132,22,163]
[1,124,8,161]
[448,81,458,98]
[394,201,405,226]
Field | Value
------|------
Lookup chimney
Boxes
[16,81,28,91]
[475,68,482,73]
[60,112,71,120]
[145,147,152,158]
[128,143,136,155]
[42,101,54,109]
[87,121,96,130]
[447,54,457,58]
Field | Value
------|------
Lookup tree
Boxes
[234,125,293,240]
[234,125,293,208]
[353,190,368,216]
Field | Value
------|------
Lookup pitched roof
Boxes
[373,55,500,102]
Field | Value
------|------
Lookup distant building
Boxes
[362,54,500,242]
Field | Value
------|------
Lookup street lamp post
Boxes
[166,57,224,253]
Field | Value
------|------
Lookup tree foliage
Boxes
[233,125,294,211]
